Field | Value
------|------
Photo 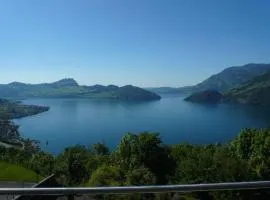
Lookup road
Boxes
[0,142,21,149]
[0,142,13,148]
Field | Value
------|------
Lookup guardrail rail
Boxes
[0,181,270,200]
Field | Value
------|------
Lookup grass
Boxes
[0,161,43,182]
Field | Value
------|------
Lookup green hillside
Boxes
[224,71,270,106]
[0,161,42,182]
[147,63,270,95]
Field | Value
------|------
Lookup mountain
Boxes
[117,85,161,101]
[184,90,223,104]
[147,63,270,95]
[223,71,270,106]
[192,63,270,92]
[48,78,79,88]
[185,71,270,106]
[0,79,161,101]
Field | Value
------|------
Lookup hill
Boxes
[0,161,42,182]
[192,63,270,92]
[117,85,161,101]
[185,71,270,106]
[147,63,270,94]
[184,90,223,104]
[223,71,270,106]
[0,79,161,101]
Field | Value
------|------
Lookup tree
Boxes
[116,132,175,184]
[116,133,141,170]
[88,165,128,200]
[92,143,110,155]
[88,165,123,186]
[126,167,157,200]
[55,145,90,185]
[138,132,175,184]
[31,152,55,176]
[126,166,156,186]
[85,153,110,179]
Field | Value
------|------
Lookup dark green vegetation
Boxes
[2,121,270,199]
[184,90,223,104]
[0,99,49,119]
[147,63,270,94]
[0,79,161,101]
[186,71,270,106]
[223,71,270,106]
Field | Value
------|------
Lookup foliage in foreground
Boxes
[2,121,270,199]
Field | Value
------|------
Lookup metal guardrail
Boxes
[12,174,60,200]
[0,181,270,196]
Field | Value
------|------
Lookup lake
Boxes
[14,95,270,154]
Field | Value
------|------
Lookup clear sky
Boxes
[1,0,270,87]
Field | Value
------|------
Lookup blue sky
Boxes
[1,0,270,87]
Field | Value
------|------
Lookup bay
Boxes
[13,95,270,154]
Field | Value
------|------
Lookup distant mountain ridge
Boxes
[147,63,270,94]
[7,78,79,87]
[0,79,161,101]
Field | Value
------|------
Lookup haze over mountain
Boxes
[0,79,161,101]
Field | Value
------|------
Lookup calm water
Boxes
[14,95,270,154]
